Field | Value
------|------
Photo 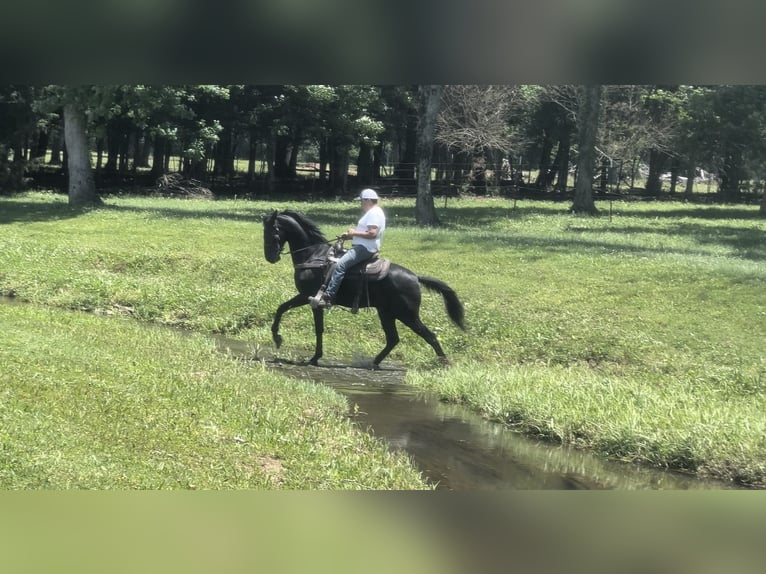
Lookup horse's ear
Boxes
[263,210,278,223]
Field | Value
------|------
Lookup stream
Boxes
[215,336,738,490]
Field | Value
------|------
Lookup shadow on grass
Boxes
[99,200,377,228]
[205,200,766,263]
[409,223,766,263]
[568,222,766,261]
[0,198,90,224]
[619,207,765,220]
[99,202,265,223]
[437,202,765,227]
[5,195,763,262]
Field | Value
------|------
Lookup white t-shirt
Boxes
[353,205,385,253]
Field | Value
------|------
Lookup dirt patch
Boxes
[254,455,286,486]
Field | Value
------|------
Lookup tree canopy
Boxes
[2,84,765,214]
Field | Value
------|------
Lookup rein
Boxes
[279,239,334,257]
[277,227,344,257]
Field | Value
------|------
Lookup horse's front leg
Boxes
[308,307,325,366]
[271,294,309,349]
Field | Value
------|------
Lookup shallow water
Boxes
[215,336,738,490]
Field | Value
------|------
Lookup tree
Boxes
[36,86,111,206]
[639,86,691,196]
[435,85,524,192]
[599,85,663,191]
[62,99,100,206]
[415,85,442,225]
[526,92,576,192]
[386,86,418,181]
[700,86,766,201]
[0,86,37,190]
[571,85,602,214]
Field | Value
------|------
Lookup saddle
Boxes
[327,249,391,313]
[340,254,391,281]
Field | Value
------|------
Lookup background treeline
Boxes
[2,85,766,206]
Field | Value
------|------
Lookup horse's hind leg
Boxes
[373,309,400,367]
[308,308,325,366]
[399,313,447,361]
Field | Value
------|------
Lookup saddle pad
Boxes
[362,257,391,281]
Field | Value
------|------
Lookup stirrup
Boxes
[308,292,331,310]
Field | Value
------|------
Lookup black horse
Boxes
[263,210,466,367]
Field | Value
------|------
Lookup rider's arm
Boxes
[346,225,379,239]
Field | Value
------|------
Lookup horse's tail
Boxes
[418,276,466,331]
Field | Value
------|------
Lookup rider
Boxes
[309,188,385,309]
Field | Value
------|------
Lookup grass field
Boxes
[1,191,764,487]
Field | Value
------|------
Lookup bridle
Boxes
[270,220,336,257]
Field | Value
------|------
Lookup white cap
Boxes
[357,188,379,200]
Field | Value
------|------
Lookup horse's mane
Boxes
[279,210,327,244]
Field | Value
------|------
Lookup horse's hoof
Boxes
[273,335,283,349]
[308,358,319,366]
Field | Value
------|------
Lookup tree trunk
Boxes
[544,140,563,190]
[150,135,167,177]
[534,130,555,189]
[719,152,740,201]
[372,143,383,181]
[470,153,487,193]
[48,130,63,165]
[318,137,329,182]
[119,129,133,173]
[434,144,448,182]
[395,110,417,180]
[247,132,257,184]
[329,141,349,193]
[645,148,666,196]
[32,129,49,160]
[214,121,234,178]
[356,142,374,185]
[570,85,601,214]
[684,158,695,198]
[555,132,571,193]
[103,122,120,173]
[599,158,608,193]
[96,137,104,171]
[266,131,275,192]
[63,102,100,206]
[415,85,442,226]
[10,132,26,188]
[135,130,151,169]
[288,129,301,178]
[668,157,680,194]
[273,134,291,179]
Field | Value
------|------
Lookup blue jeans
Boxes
[324,244,376,300]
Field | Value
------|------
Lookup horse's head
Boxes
[263,210,283,263]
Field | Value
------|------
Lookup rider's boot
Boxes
[308,287,332,309]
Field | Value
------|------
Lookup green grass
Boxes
[0,301,427,489]
[1,191,765,487]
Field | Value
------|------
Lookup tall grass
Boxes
[1,192,764,486]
